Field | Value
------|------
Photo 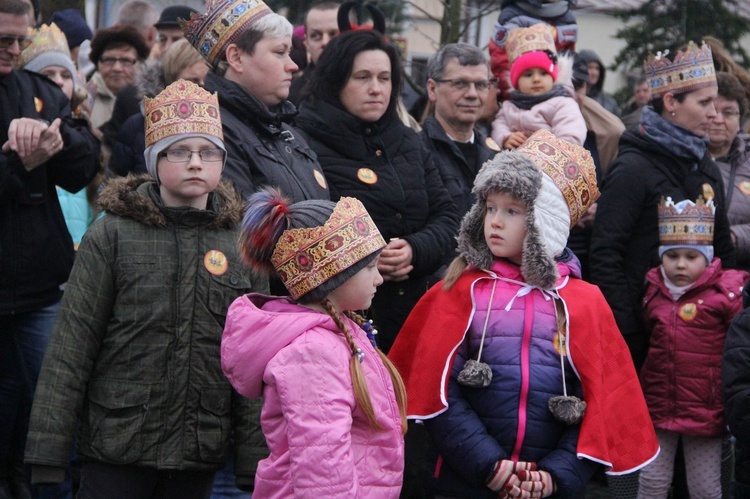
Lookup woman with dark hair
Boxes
[590,42,736,371]
[296,30,459,352]
[709,71,750,270]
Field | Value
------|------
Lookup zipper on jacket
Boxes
[511,293,534,461]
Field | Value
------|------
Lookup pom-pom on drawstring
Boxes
[239,187,292,273]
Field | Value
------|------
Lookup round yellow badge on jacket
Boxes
[679,303,697,321]
[357,168,377,184]
[485,137,501,152]
[313,169,327,189]
[204,250,228,276]
[740,181,750,196]
[702,183,715,200]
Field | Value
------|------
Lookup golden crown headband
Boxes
[643,41,716,99]
[658,196,715,247]
[181,0,273,67]
[516,129,600,227]
[144,79,223,149]
[272,197,386,300]
[506,23,557,64]
[15,23,72,69]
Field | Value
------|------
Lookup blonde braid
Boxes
[442,255,469,290]
[346,312,408,435]
[321,298,380,429]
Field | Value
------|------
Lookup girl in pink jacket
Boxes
[637,197,749,499]
[491,24,586,150]
[221,189,406,498]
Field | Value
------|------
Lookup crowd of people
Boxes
[2,0,750,498]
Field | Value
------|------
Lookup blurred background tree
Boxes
[611,0,750,72]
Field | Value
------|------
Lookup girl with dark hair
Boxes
[296,30,460,352]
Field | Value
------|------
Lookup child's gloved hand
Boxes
[515,469,556,498]
[486,459,536,492]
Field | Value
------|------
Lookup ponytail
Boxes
[442,255,469,290]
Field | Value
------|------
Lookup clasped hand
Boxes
[377,238,413,282]
[2,118,64,171]
[488,459,556,499]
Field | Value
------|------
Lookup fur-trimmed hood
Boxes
[136,59,166,101]
[97,174,244,230]
[456,152,560,289]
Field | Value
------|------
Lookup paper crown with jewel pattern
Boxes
[506,23,557,64]
[180,0,273,67]
[144,79,223,149]
[658,196,715,247]
[643,41,716,99]
[516,129,600,228]
[272,197,386,301]
[15,23,72,70]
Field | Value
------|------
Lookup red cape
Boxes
[388,269,659,475]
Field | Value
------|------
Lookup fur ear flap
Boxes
[521,208,559,289]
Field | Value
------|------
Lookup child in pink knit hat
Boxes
[491,24,585,150]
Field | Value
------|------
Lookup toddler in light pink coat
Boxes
[491,23,585,150]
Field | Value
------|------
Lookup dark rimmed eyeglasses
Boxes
[158,149,226,163]
[433,78,498,92]
[0,35,31,51]
[99,56,138,67]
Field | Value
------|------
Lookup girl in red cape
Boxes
[389,129,659,498]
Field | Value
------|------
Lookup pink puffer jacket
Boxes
[222,294,404,498]
[491,94,586,148]
[641,259,748,437]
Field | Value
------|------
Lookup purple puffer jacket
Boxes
[222,294,404,498]
[641,259,748,437]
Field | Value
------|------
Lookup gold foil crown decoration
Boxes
[658,196,715,247]
[181,0,273,67]
[643,41,716,99]
[506,23,557,64]
[516,130,600,227]
[144,79,223,149]
[272,197,386,300]
[15,23,71,69]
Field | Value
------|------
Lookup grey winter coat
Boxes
[716,134,750,271]
[25,176,268,485]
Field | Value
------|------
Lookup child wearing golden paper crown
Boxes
[637,197,749,498]
[16,23,98,249]
[221,189,407,497]
[388,130,659,498]
[23,79,268,498]
[491,24,585,151]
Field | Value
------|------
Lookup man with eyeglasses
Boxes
[0,0,100,496]
[420,43,500,219]
[88,25,149,134]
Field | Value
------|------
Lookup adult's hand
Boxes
[377,238,413,282]
[2,118,63,170]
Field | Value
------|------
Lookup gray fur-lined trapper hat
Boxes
[457,129,600,289]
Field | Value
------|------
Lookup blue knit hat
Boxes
[48,9,93,50]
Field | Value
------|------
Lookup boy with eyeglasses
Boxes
[24,79,268,498]
[0,0,100,496]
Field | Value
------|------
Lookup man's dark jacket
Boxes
[0,69,100,315]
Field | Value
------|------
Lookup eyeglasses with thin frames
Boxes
[716,109,741,120]
[0,35,31,51]
[99,56,138,67]
[433,78,497,92]
[159,149,226,163]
